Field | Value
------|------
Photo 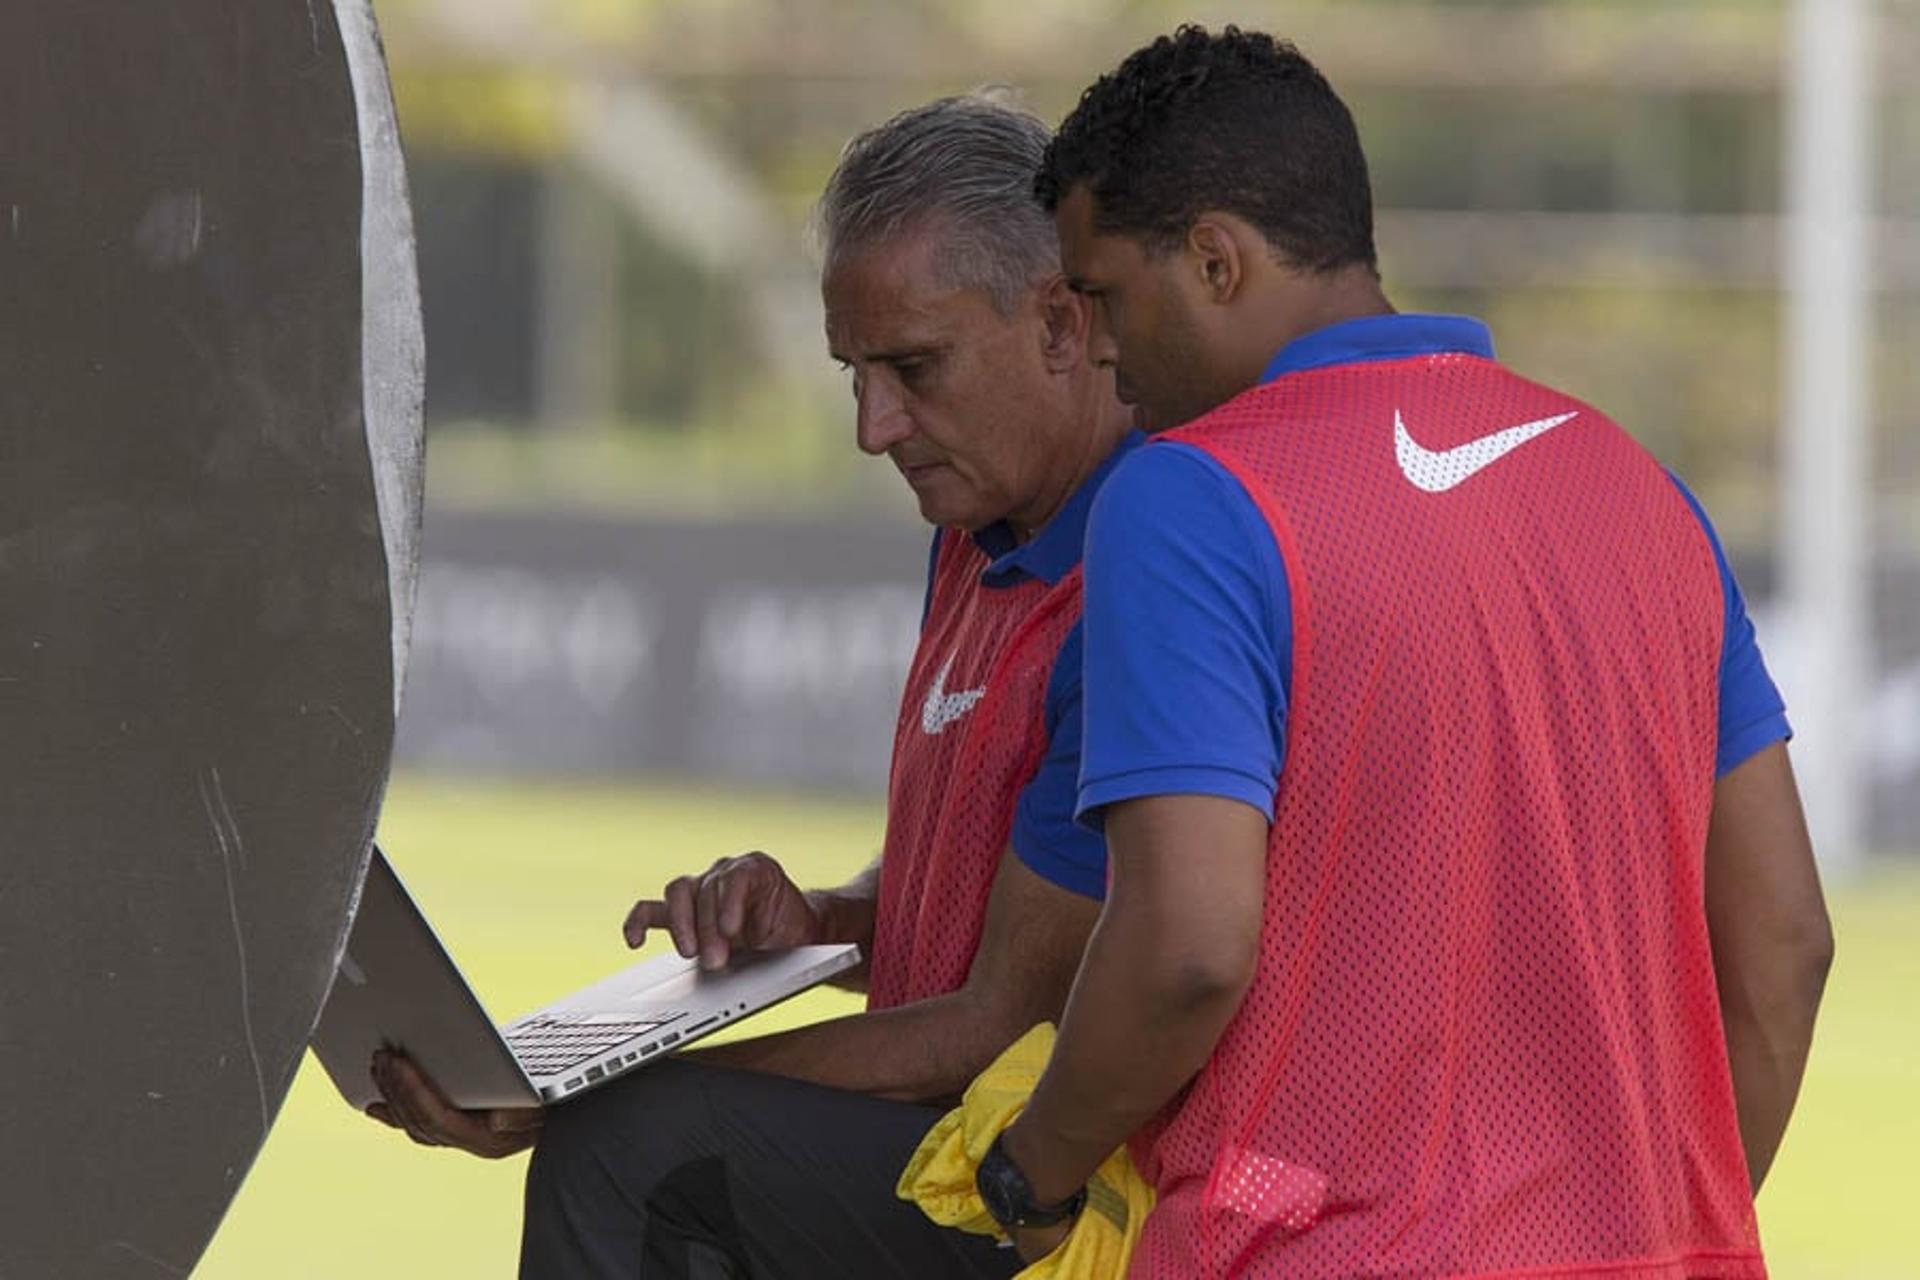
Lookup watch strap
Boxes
[978,1133,1088,1231]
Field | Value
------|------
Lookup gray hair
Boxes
[815,91,1060,313]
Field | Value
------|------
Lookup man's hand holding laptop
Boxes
[363,848,857,1158]
[367,1048,543,1158]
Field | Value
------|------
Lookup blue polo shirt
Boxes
[919,431,1144,899]
[1075,314,1790,826]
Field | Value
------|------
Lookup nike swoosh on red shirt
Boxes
[1394,408,1579,493]
[920,654,986,735]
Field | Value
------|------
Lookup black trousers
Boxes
[519,1060,1022,1279]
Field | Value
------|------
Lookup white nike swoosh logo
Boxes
[1394,408,1579,493]
[920,654,986,736]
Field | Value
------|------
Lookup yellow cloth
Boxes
[897,1023,1155,1280]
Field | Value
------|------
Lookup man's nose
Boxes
[855,379,913,455]
[1086,320,1119,370]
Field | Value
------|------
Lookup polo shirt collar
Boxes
[1260,313,1494,384]
[976,430,1146,588]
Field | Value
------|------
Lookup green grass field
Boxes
[197,774,1920,1277]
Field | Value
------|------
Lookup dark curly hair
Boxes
[1036,26,1376,274]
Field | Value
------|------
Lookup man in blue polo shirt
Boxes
[369,94,1140,1278]
[979,28,1832,1275]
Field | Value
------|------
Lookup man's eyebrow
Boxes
[841,343,944,365]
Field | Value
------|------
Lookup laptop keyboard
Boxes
[505,1012,687,1078]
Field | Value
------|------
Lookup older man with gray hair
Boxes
[369,94,1138,1277]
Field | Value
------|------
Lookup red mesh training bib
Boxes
[867,530,1084,1010]
[1129,355,1758,1279]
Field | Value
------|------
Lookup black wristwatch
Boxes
[975,1133,1087,1232]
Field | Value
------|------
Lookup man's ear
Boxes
[1037,273,1090,373]
[1186,216,1248,306]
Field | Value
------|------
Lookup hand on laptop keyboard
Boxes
[367,1049,543,1159]
[622,851,826,971]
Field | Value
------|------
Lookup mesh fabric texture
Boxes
[1127,355,1757,1279]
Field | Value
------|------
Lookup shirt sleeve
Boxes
[1075,442,1293,828]
[1010,622,1110,900]
[1667,471,1792,776]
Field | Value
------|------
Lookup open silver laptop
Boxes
[312,846,861,1109]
